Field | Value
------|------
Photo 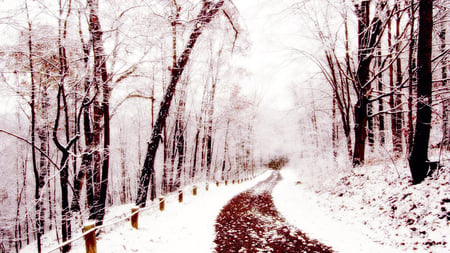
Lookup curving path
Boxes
[214,171,333,253]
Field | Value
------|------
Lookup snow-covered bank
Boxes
[22,172,270,253]
[273,163,449,253]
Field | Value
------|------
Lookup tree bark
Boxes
[87,0,111,225]
[136,0,225,207]
[440,20,449,147]
[408,0,433,184]
[71,12,92,212]
[392,6,403,155]
[25,2,41,250]
[407,0,416,154]
[352,1,382,166]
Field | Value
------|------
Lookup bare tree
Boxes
[136,0,226,207]
[352,0,385,166]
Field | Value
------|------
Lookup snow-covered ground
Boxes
[22,161,449,253]
[21,172,271,253]
[273,162,450,253]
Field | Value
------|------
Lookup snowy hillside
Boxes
[274,162,450,253]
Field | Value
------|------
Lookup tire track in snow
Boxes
[214,171,333,253]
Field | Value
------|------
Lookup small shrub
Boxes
[265,156,289,170]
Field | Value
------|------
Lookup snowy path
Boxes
[214,171,333,253]
[273,169,404,253]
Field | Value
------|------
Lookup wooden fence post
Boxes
[131,206,139,229]
[178,190,183,203]
[205,183,209,191]
[159,197,165,211]
[216,181,219,187]
[193,186,197,196]
[83,221,97,253]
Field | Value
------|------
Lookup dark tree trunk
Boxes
[136,0,225,207]
[173,87,187,190]
[440,24,449,146]
[174,123,185,190]
[59,152,72,253]
[352,1,382,166]
[409,0,433,184]
[25,7,41,251]
[191,129,200,182]
[222,120,230,180]
[376,43,385,145]
[87,0,111,225]
[205,72,217,181]
[53,2,76,250]
[392,7,403,155]
[71,17,92,212]
[407,0,416,154]
[53,83,78,253]
[367,97,374,147]
[332,93,338,159]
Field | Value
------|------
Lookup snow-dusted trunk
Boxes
[408,0,433,184]
[440,22,449,147]
[352,1,382,166]
[221,120,230,180]
[71,10,92,212]
[376,43,385,145]
[407,0,416,154]
[173,82,187,190]
[391,7,404,156]
[205,57,218,181]
[25,2,41,250]
[136,0,225,207]
[87,0,111,225]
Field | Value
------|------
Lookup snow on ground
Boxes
[21,172,270,253]
[21,161,449,253]
[273,162,450,253]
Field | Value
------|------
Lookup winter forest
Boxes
[0,0,449,252]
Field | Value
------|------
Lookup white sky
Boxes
[232,0,323,157]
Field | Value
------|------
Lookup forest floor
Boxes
[21,160,449,253]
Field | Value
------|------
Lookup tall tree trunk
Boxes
[53,85,78,253]
[36,79,50,251]
[407,0,416,154]
[25,1,41,250]
[191,128,200,182]
[409,0,433,184]
[332,93,338,159]
[440,20,449,147]
[87,0,110,225]
[222,120,230,181]
[120,132,128,204]
[136,0,225,207]
[352,1,382,166]
[376,43,385,145]
[205,56,219,181]
[392,5,404,155]
[71,11,91,212]
[173,81,187,190]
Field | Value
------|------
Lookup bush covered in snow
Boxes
[265,156,289,170]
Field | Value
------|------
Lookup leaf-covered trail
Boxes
[214,171,333,253]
